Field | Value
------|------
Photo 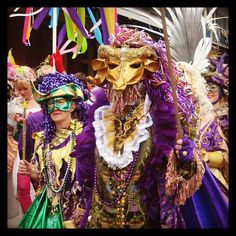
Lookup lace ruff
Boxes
[93,94,153,169]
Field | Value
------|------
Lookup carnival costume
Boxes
[7,60,23,225]
[203,52,229,142]
[151,8,229,228]
[10,65,42,214]
[176,61,228,228]
[18,73,91,228]
[71,27,205,228]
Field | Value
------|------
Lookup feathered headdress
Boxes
[161,8,219,73]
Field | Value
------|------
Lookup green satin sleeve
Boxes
[18,187,64,229]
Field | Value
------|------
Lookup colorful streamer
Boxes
[104,8,117,36]
[73,8,88,58]
[22,8,32,46]
[66,8,94,39]
[48,8,59,29]
[63,8,76,42]
[99,8,117,44]
[31,7,50,30]
[87,7,103,45]
[9,7,118,56]
[57,24,66,48]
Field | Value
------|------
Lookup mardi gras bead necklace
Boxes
[94,151,139,207]
[42,121,76,195]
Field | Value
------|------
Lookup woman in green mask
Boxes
[17,72,92,228]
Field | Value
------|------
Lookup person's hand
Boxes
[18,160,32,176]
[175,136,195,162]
[49,48,65,73]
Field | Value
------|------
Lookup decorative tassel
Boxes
[165,149,205,205]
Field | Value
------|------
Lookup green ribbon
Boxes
[64,11,76,42]
[73,8,87,58]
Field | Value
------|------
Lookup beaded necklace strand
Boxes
[42,121,76,194]
[94,151,139,207]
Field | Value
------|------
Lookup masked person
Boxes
[203,72,228,143]
[71,27,206,229]
[202,52,229,142]
[176,62,228,228]
[17,72,91,228]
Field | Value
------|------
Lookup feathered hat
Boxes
[203,52,228,90]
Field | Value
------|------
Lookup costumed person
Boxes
[14,51,68,216]
[202,52,229,142]
[150,7,229,228]
[176,62,229,228]
[149,8,229,228]
[18,72,91,228]
[7,59,23,227]
[7,60,19,173]
[11,65,42,214]
[71,26,205,228]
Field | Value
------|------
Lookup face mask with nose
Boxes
[88,45,159,91]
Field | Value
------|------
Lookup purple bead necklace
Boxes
[94,151,139,207]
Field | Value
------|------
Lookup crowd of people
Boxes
[7,25,229,229]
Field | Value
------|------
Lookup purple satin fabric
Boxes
[66,8,93,39]
[199,117,225,152]
[181,163,228,228]
[57,23,66,48]
[32,8,50,30]
[180,116,228,228]
[99,8,109,45]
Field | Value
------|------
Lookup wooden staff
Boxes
[160,8,182,139]
[22,99,27,161]
[52,7,58,73]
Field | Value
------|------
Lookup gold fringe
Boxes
[165,149,205,205]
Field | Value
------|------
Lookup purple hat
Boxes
[204,52,229,90]
[203,71,228,90]
[211,52,228,75]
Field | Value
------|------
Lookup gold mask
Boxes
[88,45,159,91]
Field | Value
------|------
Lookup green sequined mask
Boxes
[47,97,72,114]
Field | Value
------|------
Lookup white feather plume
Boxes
[132,8,223,72]
[192,37,212,73]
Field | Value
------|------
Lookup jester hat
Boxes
[31,72,89,104]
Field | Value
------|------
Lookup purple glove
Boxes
[175,136,195,162]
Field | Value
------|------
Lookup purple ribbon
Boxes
[65,8,93,39]
[57,23,66,48]
[99,8,109,45]
[32,7,51,30]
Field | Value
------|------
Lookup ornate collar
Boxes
[93,94,153,169]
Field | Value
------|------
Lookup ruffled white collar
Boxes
[92,94,153,169]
